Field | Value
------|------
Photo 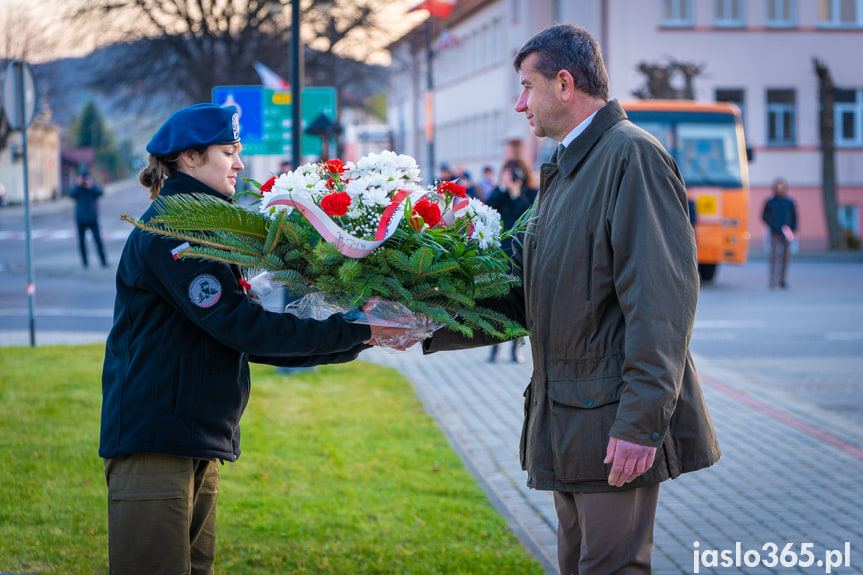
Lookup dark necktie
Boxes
[551,143,565,163]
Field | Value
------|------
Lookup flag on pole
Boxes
[409,0,457,19]
[253,61,290,90]
[434,29,459,49]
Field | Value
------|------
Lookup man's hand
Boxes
[361,298,419,350]
[604,437,657,487]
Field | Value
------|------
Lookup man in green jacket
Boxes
[425,24,720,574]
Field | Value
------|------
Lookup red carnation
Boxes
[437,180,467,198]
[411,199,442,230]
[260,176,277,192]
[320,192,351,217]
[324,159,347,175]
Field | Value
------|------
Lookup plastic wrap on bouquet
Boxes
[283,292,442,351]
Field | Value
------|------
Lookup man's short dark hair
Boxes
[514,24,610,101]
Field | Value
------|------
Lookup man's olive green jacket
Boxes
[425,100,721,492]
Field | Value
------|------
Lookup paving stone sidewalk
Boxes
[364,344,863,575]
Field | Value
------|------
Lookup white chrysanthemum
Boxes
[466,197,502,249]
[344,178,370,199]
[363,172,388,190]
[360,186,390,207]
[392,153,421,179]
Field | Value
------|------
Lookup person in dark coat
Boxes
[485,158,534,363]
[69,168,108,268]
[424,25,719,575]
[762,177,798,288]
[100,103,410,575]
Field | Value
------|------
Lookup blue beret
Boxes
[146,103,241,156]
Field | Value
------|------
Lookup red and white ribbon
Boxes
[263,190,425,259]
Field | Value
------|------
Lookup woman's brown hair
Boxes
[139,148,208,200]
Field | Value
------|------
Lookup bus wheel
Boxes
[698,263,717,282]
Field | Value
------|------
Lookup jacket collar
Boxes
[556,99,627,178]
[160,171,234,203]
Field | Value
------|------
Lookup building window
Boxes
[838,204,860,240]
[715,0,745,26]
[662,0,694,26]
[818,0,863,27]
[766,0,796,27]
[835,88,863,147]
[716,88,746,127]
[766,89,796,146]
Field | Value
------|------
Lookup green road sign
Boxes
[212,86,337,157]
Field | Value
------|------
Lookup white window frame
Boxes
[835,89,863,147]
[766,0,797,27]
[715,0,745,27]
[716,88,746,131]
[661,0,694,27]
[818,0,863,28]
[766,90,796,146]
[838,204,860,237]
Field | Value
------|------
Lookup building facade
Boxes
[0,116,61,205]
[387,0,863,251]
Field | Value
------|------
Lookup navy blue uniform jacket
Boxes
[100,173,371,462]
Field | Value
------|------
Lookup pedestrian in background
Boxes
[438,162,455,183]
[100,103,409,575]
[762,177,797,289]
[424,24,720,575]
[485,158,535,364]
[477,165,496,200]
[69,167,108,268]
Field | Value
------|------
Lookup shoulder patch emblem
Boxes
[189,274,222,308]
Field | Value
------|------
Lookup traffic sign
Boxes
[211,86,337,157]
[2,60,37,131]
[212,86,264,142]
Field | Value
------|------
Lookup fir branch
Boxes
[151,194,269,239]
[263,209,286,255]
[178,247,264,267]
[121,216,261,258]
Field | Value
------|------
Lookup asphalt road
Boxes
[2,181,862,429]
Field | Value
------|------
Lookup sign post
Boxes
[2,60,38,346]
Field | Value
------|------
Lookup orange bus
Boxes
[622,100,750,282]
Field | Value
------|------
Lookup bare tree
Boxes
[633,58,704,100]
[813,57,845,250]
[66,0,400,108]
[0,0,63,151]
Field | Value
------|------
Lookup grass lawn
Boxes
[0,345,543,574]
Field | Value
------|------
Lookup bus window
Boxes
[677,124,741,187]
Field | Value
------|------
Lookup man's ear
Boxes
[558,69,576,102]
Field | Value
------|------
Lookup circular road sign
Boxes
[2,60,37,131]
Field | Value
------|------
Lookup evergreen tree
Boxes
[68,100,126,180]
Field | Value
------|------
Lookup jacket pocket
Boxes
[547,376,624,482]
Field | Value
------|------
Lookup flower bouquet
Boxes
[123,151,531,345]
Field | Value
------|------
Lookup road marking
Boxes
[0,229,130,240]
[690,332,736,340]
[694,320,766,329]
[700,372,863,462]
[825,332,863,341]
[0,308,114,318]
